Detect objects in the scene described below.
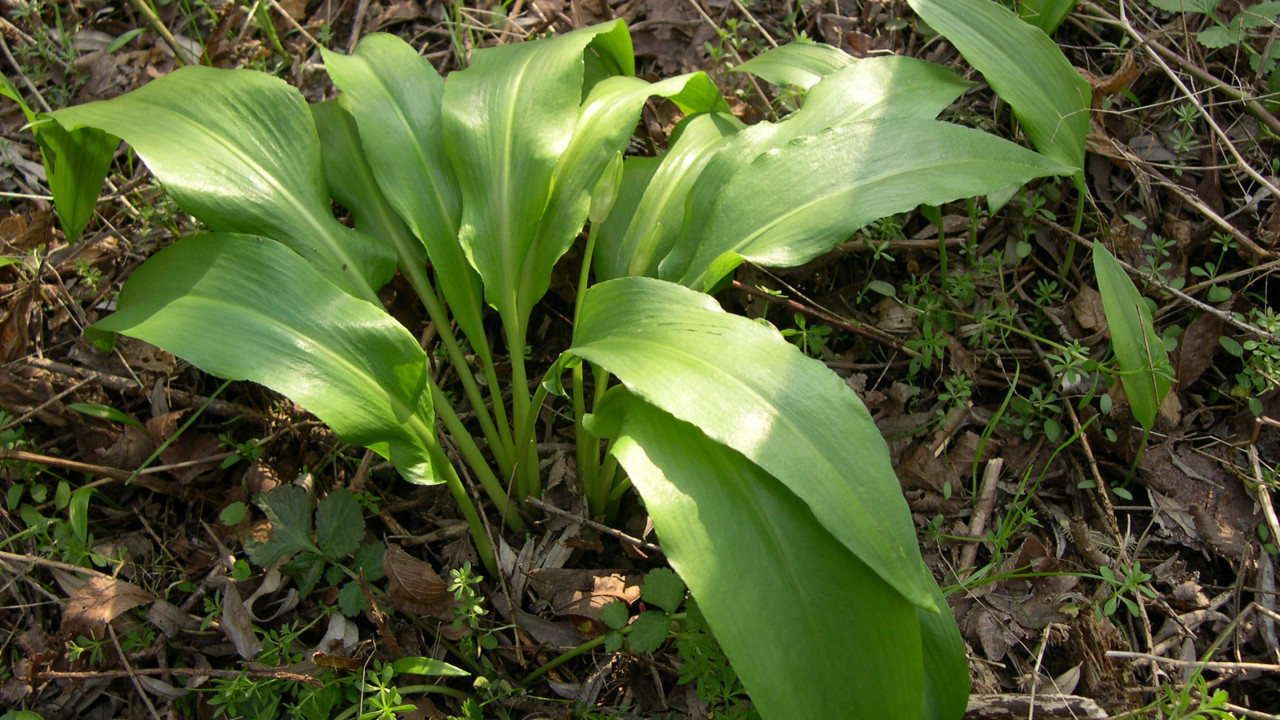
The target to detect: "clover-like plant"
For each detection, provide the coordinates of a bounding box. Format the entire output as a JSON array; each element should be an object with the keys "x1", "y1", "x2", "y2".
[{"x1": 43, "y1": 0, "x2": 1090, "y2": 717}]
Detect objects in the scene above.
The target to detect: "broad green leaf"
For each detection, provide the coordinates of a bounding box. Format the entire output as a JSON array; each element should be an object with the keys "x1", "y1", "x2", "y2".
[
  {"x1": 0, "y1": 73, "x2": 35, "y2": 121},
  {"x1": 671, "y1": 119, "x2": 1073, "y2": 290},
  {"x1": 69, "y1": 487, "x2": 91, "y2": 545},
  {"x1": 798, "y1": 55, "x2": 974, "y2": 124},
  {"x1": 524, "y1": 72, "x2": 727, "y2": 314},
  {"x1": 1091, "y1": 242, "x2": 1172, "y2": 431},
  {"x1": 310, "y1": 98, "x2": 422, "y2": 267},
  {"x1": 441, "y1": 21, "x2": 632, "y2": 325},
  {"x1": 66, "y1": 402, "x2": 146, "y2": 432},
  {"x1": 1149, "y1": 0, "x2": 1218, "y2": 12},
  {"x1": 388, "y1": 656, "x2": 470, "y2": 677},
  {"x1": 742, "y1": 51, "x2": 973, "y2": 124},
  {"x1": 1015, "y1": 0, "x2": 1077, "y2": 34},
  {"x1": 321, "y1": 35, "x2": 486, "y2": 349},
  {"x1": 51, "y1": 66, "x2": 396, "y2": 302},
  {"x1": 731, "y1": 41, "x2": 855, "y2": 90},
  {"x1": 909, "y1": 0, "x2": 1090, "y2": 172},
  {"x1": 571, "y1": 276, "x2": 935, "y2": 610},
  {"x1": 918, "y1": 580, "x2": 970, "y2": 720},
  {"x1": 249, "y1": 485, "x2": 318, "y2": 565},
  {"x1": 29, "y1": 120, "x2": 117, "y2": 242},
  {"x1": 596, "y1": 112, "x2": 742, "y2": 281},
  {"x1": 89, "y1": 233, "x2": 438, "y2": 484},
  {"x1": 315, "y1": 488, "x2": 364, "y2": 560},
  {"x1": 590, "y1": 393, "x2": 935, "y2": 720},
  {"x1": 661, "y1": 59, "x2": 982, "y2": 285}
]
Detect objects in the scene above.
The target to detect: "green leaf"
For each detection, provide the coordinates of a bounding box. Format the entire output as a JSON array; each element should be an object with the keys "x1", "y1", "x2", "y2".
[
  {"x1": 596, "y1": 112, "x2": 742, "y2": 281},
  {"x1": 320, "y1": 35, "x2": 486, "y2": 349},
  {"x1": 1014, "y1": 0, "x2": 1077, "y2": 34},
  {"x1": 593, "y1": 393, "x2": 960, "y2": 720},
  {"x1": 68, "y1": 487, "x2": 91, "y2": 545},
  {"x1": 670, "y1": 119, "x2": 1072, "y2": 290},
  {"x1": 309, "y1": 98, "x2": 421, "y2": 264},
  {"x1": 1196, "y1": 25, "x2": 1237, "y2": 48},
  {"x1": 66, "y1": 402, "x2": 146, "y2": 432},
  {"x1": 908, "y1": 0, "x2": 1090, "y2": 172},
  {"x1": 89, "y1": 234, "x2": 439, "y2": 484},
  {"x1": 249, "y1": 485, "x2": 318, "y2": 565},
  {"x1": 627, "y1": 610, "x2": 671, "y2": 653},
  {"x1": 50, "y1": 66, "x2": 396, "y2": 302},
  {"x1": 599, "y1": 599, "x2": 629, "y2": 630},
  {"x1": 525, "y1": 72, "x2": 727, "y2": 313},
  {"x1": 29, "y1": 119, "x2": 117, "y2": 242},
  {"x1": 572, "y1": 276, "x2": 935, "y2": 611},
  {"x1": 388, "y1": 656, "x2": 470, "y2": 677},
  {"x1": 640, "y1": 567, "x2": 686, "y2": 613},
  {"x1": 441, "y1": 22, "x2": 634, "y2": 325},
  {"x1": 1149, "y1": 0, "x2": 1218, "y2": 12},
  {"x1": 731, "y1": 41, "x2": 856, "y2": 90},
  {"x1": 220, "y1": 502, "x2": 247, "y2": 526},
  {"x1": 352, "y1": 541, "x2": 386, "y2": 582},
  {"x1": 316, "y1": 488, "x2": 364, "y2": 560},
  {"x1": 1091, "y1": 242, "x2": 1172, "y2": 431},
  {"x1": 337, "y1": 581, "x2": 366, "y2": 616},
  {"x1": 1, "y1": 710, "x2": 47, "y2": 720}
]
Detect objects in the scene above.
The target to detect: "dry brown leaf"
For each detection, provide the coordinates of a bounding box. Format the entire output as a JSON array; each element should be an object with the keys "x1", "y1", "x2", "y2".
[
  {"x1": 1172, "y1": 311, "x2": 1223, "y2": 390},
  {"x1": 526, "y1": 568, "x2": 642, "y2": 622},
  {"x1": 59, "y1": 576, "x2": 154, "y2": 637},
  {"x1": 381, "y1": 544, "x2": 455, "y2": 619},
  {"x1": 1070, "y1": 286, "x2": 1106, "y2": 333}
]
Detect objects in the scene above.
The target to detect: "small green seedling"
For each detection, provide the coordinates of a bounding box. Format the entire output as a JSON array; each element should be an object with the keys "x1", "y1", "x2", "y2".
[{"x1": 248, "y1": 485, "x2": 385, "y2": 617}]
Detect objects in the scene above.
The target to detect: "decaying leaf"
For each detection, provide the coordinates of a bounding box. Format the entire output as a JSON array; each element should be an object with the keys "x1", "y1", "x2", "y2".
[
  {"x1": 380, "y1": 543, "x2": 455, "y2": 619},
  {"x1": 526, "y1": 568, "x2": 642, "y2": 623},
  {"x1": 59, "y1": 576, "x2": 154, "y2": 638}
]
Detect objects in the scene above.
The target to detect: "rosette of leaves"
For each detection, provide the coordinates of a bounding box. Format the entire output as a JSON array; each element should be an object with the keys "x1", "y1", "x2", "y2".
[{"x1": 45, "y1": 1, "x2": 1089, "y2": 717}]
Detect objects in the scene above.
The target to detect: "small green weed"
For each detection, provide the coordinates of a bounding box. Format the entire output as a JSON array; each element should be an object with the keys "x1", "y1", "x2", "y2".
[{"x1": 247, "y1": 485, "x2": 385, "y2": 617}]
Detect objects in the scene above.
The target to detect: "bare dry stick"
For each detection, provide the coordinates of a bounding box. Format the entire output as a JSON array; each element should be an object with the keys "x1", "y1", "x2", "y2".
[
  {"x1": 1105, "y1": 650, "x2": 1280, "y2": 673},
  {"x1": 958, "y1": 458, "x2": 1003, "y2": 574},
  {"x1": 31, "y1": 666, "x2": 324, "y2": 687}
]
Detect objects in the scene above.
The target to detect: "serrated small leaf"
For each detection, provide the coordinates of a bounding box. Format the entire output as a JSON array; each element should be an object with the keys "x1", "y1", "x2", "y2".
[
  {"x1": 604, "y1": 630, "x2": 624, "y2": 653},
  {"x1": 1196, "y1": 25, "x2": 1237, "y2": 48},
  {"x1": 220, "y1": 502, "x2": 247, "y2": 526},
  {"x1": 626, "y1": 610, "x2": 670, "y2": 653},
  {"x1": 294, "y1": 553, "x2": 325, "y2": 597},
  {"x1": 599, "y1": 599, "x2": 630, "y2": 630},
  {"x1": 353, "y1": 541, "x2": 386, "y2": 582},
  {"x1": 640, "y1": 567, "x2": 686, "y2": 613},
  {"x1": 248, "y1": 485, "x2": 317, "y2": 565},
  {"x1": 316, "y1": 488, "x2": 364, "y2": 560},
  {"x1": 337, "y1": 581, "x2": 366, "y2": 617}
]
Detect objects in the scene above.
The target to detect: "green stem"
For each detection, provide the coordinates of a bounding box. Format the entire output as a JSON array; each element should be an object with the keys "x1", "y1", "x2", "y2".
[
  {"x1": 424, "y1": 435, "x2": 498, "y2": 579},
  {"x1": 502, "y1": 307, "x2": 539, "y2": 503},
  {"x1": 519, "y1": 634, "x2": 607, "y2": 687},
  {"x1": 1058, "y1": 176, "x2": 1086, "y2": 277},
  {"x1": 403, "y1": 260, "x2": 512, "y2": 473},
  {"x1": 432, "y1": 382, "x2": 525, "y2": 533},
  {"x1": 573, "y1": 364, "x2": 605, "y2": 518}
]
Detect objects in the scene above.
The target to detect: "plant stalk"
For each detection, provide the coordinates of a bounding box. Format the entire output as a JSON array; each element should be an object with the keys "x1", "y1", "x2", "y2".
[
  {"x1": 431, "y1": 381, "x2": 525, "y2": 533},
  {"x1": 403, "y1": 259, "x2": 513, "y2": 471}
]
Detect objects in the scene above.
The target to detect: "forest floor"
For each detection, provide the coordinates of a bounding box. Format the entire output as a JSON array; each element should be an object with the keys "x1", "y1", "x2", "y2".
[{"x1": 1, "y1": 0, "x2": 1279, "y2": 718}]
